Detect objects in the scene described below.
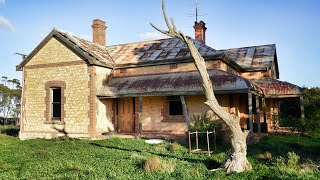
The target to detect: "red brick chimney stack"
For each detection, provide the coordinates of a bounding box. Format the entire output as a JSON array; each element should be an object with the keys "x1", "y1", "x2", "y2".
[
  {"x1": 92, "y1": 19, "x2": 107, "y2": 46},
  {"x1": 194, "y1": 21, "x2": 207, "y2": 44}
]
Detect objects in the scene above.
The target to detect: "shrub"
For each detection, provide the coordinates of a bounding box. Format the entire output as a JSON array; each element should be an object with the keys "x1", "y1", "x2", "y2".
[
  {"x1": 287, "y1": 151, "x2": 300, "y2": 168},
  {"x1": 273, "y1": 156, "x2": 286, "y2": 167},
  {"x1": 299, "y1": 159, "x2": 319, "y2": 173},
  {"x1": 189, "y1": 113, "x2": 223, "y2": 144},
  {"x1": 144, "y1": 157, "x2": 175, "y2": 173}
]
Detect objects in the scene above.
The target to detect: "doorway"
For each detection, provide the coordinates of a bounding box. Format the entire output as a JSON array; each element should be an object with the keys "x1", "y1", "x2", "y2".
[{"x1": 117, "y1": 97, "x2": 135, "y2": 132}]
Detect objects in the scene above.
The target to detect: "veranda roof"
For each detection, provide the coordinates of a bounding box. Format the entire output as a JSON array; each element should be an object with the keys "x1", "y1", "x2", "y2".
[
  {"x1": 97, "y1": 70, "x2": 258, "y2": 97},
  {"x1": 251, "y1": 78, "x2": 301, "y2": 98}
]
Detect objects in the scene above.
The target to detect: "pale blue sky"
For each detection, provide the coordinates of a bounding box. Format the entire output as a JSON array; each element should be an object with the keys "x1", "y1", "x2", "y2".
[{"x1": 0, "y1": 0, "x2": 319, "y2": 87}]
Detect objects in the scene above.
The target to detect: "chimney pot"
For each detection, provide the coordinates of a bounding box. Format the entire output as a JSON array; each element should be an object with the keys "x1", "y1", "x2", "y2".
[
  {"x1": 92, "y1": 19, "x2": 107, "y2": 46},
  {"x1": 194, "y1": 21, "x2": 207, "y2": 44}
]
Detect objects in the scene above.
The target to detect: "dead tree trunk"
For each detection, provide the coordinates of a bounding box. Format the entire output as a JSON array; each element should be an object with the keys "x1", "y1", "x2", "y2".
[{"x1": 150, "y1": 0, "x2": 252, "y2": 173}]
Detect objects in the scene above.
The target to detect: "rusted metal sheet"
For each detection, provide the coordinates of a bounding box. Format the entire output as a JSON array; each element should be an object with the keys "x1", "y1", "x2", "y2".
[
  {"x1": 219, "y1": 44, "x2": 276, "y2": 69},
  {"x1": 105, "y1": 37, "x2": 219, "y2": 64},
  {"x1": 251, "y1": 78, "x2": 301, "y2": 96},
  {"x1": 98, "y1": 70, "x2": 254, "y2": 97}
]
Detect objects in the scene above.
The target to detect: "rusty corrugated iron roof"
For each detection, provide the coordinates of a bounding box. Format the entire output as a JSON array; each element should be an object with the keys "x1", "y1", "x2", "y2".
[
  {"x1": 218, "y1": 44, "x2": 276, "y2": 69},
  {"x1": 106, "y1": 37, "x2": 219, "y2": 64},
  {"x1": 98, "y1": 70, "x2": 257, "y2": 97},
  {"x1": 251, "y1": 78, "x2": 301, "y2": 97}
]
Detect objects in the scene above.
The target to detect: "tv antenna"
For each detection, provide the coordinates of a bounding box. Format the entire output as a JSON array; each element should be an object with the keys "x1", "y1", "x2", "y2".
[
  {"x1": 14, "y1": 52, "x2": 27, "y2": 60},
  {"x1": 195, "y1": 0, "x2": 199, "y2": 22}
]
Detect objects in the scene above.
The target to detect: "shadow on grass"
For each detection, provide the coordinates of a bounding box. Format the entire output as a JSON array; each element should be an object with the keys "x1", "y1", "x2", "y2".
[
  {"x1": 0, "y1": 126, "x2": 19, "y2": 137},
  {"x1": 89, "y1": 142, "x2": 221, "y2": 170}
]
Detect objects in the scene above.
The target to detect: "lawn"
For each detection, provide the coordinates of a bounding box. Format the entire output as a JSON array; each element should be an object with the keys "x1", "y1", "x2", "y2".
[{"x1": 0, "y1": 126, "x2": 319, "y2": 179}]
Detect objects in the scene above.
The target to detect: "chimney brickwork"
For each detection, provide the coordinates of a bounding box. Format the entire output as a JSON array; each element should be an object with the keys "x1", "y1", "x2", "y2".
[
  {"x1": 194, "y1": 21, "x2": 207, "y2": 44},
  {"x1": 92, "y1": 19, "x2": 106, "y2": 46}
]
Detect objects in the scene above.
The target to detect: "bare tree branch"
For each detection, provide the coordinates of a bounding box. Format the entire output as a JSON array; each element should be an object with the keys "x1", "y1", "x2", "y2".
[{"x1": 150, "y1": 0, "x2": 252, "y2": 173}]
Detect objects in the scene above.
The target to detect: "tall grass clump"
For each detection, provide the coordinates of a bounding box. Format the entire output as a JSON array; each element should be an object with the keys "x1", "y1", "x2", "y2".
[{"x1": 144, "y1": 157, "x2": 175, "y2": 173}]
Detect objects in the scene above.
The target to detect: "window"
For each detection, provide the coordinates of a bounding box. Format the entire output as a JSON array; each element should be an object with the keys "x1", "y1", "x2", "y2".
[
  {"x1": 168, "y1": 96, "x2": 183, "y2": 115},
  {"x1": 52, "y1": 88, "x2": 61, "y2": 119},
  {"x1": 45, "y1": 81, "x2": 65, "y2": 123}
]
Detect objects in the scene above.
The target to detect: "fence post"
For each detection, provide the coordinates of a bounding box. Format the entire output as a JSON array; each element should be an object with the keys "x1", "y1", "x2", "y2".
[
  {"x1": 207, "y1": 130, "x2": 210, "y2": 156},
  {"x1": 196, "y1": 130, "x2": 199, "y2": 150},
  {"x1": 188, "y1": 131, "x2": 191, "y2": 153},
  {"x1": 214, "y1": 128, "x2": 217, "y2": 152}
]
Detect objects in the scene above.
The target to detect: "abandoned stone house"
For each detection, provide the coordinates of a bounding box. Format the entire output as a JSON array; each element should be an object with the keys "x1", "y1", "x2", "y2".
[{"x1": 16, "y1": 19, "x2": 303, "y2": 140}]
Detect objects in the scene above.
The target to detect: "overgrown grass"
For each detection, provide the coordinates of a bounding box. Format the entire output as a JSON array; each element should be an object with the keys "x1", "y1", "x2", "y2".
[{"x1": 0, "y1": 128, "x2": 319, "y2": 179}]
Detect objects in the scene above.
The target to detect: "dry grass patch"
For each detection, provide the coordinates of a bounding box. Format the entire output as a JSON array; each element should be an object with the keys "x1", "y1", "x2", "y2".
[
  {"x1": 0, "y1": 162, "x2": 7, "y2": 169},
  {"x1": 169, "y1": 142, "x2": 181, "y2": 152},
  {"x1": 144, "y1": 157, "x2": 175, "y2": 173},
  {"x1": 153, "y1": 144, "x2": 167, "y2": 153},
  {"x1": 256, "y1": 151, "x2": 272, "y2": 160}
]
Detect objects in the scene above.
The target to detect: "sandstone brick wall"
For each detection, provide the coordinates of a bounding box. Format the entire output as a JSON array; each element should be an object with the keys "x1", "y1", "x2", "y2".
[
  {"x1": 96, "y1": 98, "x2": 114, "y2": 134},
  {"x1": 95, "y1": 66, "x2": 112, "y2": 91},
  {"x1": 141, "y1": 96, "x2": 186, "y2": 134},
  {"x1": 20, "y1": 37, "x2": 91, "y2": 139},
  {"x1": 138, "y1": 94, "x2": 249, "y2": 134}
]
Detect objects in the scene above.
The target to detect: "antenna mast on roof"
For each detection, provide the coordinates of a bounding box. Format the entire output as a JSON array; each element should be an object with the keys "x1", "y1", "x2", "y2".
[{"x1": 195, "y1": 0, "x2": 198, "y2": 22}]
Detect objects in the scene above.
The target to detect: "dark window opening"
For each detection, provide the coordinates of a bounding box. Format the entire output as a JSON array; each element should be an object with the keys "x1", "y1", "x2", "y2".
[
  {"x1": 168, "y1": 96, "x2": 183, "y2": 115},
  {"x1": 52, "y1": 88, "x2": 61, "y2": 119}
]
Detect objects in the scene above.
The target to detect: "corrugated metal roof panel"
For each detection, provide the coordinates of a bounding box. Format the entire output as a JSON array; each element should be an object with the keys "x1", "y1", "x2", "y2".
[
  {"x1": 219, "y1": 44, "x2": 276, "y2": 69},
  {"x1": 105, "y1": 37, "x2": 219, "y2": 64},
  {"x1": 251, "y1": 78, "x2": 301, "y2": 96},
  {"x1": 98, "y1": 70, "x2": 253, "y2": 97}
]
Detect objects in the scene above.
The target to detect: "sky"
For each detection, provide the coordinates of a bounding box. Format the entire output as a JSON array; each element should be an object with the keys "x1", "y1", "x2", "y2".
[{"x1": 0, "y1": 0, "x2": 319, "y2": 87}]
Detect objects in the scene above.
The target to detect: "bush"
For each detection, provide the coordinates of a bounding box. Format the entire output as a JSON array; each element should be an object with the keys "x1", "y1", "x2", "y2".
[
  {"x1": 189, "y1": 113, "x2": 223, "y2": 144},
  {"x1": 279, "y1": 87, "x2": 320, "y2": 137},
  {"x1": 287, "y1": 151, "x2": 300, "y2": 168}
]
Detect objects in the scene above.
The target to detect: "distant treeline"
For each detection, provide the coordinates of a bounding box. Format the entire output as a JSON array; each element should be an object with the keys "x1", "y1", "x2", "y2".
[{"x1": 0, "y1": 76, "x2": 21, "y2": 125}]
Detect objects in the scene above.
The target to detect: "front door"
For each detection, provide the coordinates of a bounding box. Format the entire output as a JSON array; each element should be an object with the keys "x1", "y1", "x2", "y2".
[{"x1": 118, "y1": 97, "x2": 134, "y2": 132}]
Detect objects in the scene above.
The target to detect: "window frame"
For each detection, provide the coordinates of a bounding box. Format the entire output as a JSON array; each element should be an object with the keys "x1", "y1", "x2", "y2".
[
  {"x1": 161, "y1": 96, "x2": 185, "y2": 122},
  {"x1": 51, "y1": 87, "x2": 62, "y2": 119},
  {"x1": 168, "y1": 96, "x2": 183, "y2": 116},
  {"x1": 44, "y1": 81, "x2": 66, "y2": 124}
]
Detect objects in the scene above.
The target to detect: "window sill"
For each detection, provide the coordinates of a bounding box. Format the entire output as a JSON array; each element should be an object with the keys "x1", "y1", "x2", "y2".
[{"x1": 44, "y1": 120, "x2": 65, "y2": 125}]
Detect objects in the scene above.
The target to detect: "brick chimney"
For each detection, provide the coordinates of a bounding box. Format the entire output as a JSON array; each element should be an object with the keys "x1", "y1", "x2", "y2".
[
  {"x1": 194, "y1": 21, "x2": 207, "y2": 44},
  {"x1": 92, "y1": 19, "x2": 107, "y2": 46}
]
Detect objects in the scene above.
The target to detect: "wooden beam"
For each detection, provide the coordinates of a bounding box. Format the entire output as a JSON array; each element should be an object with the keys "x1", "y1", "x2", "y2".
[
  {"x1": 256, "y1": 95, "x2": 261, "y2": 133},
  {"x1": 248, "y1": 92, "x2": 253, "y2": 136},
  {"x1": 114, "y1": 99, "x2": 118, "y2": 131},
  {"x1": 262, "y1": 97, "x2": 267, "y2": 124},
  {"x1": 138, "y1": 96, "x2": 143, "y2": 136},
  {"x1": 180, "y1": 96, "x2": 191, "y2": 128},
  {"x1": 300, "y1": 96, "x2": 305, "y2": 119}
]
